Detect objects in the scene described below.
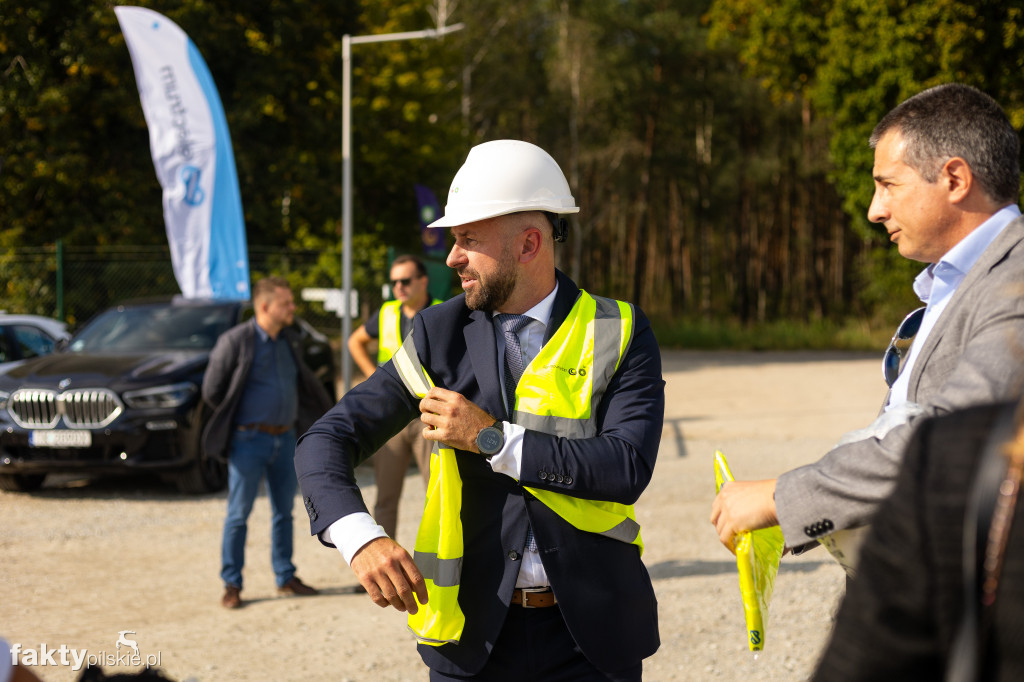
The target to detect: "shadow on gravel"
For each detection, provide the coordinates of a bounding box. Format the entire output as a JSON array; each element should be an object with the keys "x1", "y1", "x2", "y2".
[
  {"x1": 7, "y1": 462, "x2": 380, "y2": 502},
  {"x1": 663, "y1": 417, "x2": 692, "y2": 457},
  {"x1": 14, "y1": 472, "x2": 221, "y2": 502},
  {"x1": 647, "y1": 558, "x2": 831, "y2": 580}
]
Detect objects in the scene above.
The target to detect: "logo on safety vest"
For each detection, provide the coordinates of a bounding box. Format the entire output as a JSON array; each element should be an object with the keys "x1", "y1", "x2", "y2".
[{"x1": 547, "y1": 364, "x2": 587, "y2": 377}]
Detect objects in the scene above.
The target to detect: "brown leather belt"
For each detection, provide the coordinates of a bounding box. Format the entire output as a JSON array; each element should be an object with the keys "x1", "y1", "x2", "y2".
[
  {"x1": 237, "y1": 423, "x2": 292, "y2": 436},
  {"x1": 510, "y1": 587, "x2": 557, "y2": 608}
]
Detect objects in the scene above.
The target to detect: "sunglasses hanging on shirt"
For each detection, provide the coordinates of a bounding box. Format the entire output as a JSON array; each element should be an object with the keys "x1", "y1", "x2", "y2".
[{"x1": 882, "y1": 306, "x2": 926, "y2": 388}]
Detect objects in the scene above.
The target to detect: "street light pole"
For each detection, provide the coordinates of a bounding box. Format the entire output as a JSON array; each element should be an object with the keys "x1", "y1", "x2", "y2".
[{"x1": 340, "y1": 22, "x2": 464, "y2": 394}]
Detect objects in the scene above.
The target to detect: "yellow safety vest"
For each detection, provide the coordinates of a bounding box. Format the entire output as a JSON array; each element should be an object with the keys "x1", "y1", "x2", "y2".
[
  {"x1": 378, "y1": 298, "x2": 443, "y2": 364},
  {"x1": 391, "y1": 290, "x2": 642, "y2": 646}
]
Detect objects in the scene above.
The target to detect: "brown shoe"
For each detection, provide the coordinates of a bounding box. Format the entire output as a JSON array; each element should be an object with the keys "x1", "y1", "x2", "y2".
[
  {"x1": 278, "y1": 577, "x2": 318, "y2": 596},
  {"x1": 221, "y1": 585, "x2": 242, "y2": 609}
]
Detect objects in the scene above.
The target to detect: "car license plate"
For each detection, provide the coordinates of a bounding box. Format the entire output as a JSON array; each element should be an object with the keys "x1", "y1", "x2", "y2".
[{"x1": 29, "y1": 430, "x2": 92, "y2": 448}]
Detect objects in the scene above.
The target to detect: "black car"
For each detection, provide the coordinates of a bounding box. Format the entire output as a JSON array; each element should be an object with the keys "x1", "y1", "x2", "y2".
[
  {"x1": 0, "y1": 298, "x2": 336, "y2": 493},
  {"x1": 0, "y1": 313, "x2": 72, "y2": 368}
]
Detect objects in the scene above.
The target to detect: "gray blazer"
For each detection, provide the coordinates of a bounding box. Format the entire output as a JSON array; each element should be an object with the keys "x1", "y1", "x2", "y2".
[{"x1": 775, "y1": 215, "x2": 1024, "y2": 546}]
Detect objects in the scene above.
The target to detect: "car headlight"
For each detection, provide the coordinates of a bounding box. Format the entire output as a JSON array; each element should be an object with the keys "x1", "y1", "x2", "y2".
[{"x1": 123, "y1": 382, "x2": 197, "y2": 409}]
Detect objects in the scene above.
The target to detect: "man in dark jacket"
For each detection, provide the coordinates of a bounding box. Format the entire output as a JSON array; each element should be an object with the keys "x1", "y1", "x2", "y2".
[
  {"x1": 202, "y1": 276, "x2": 334, "y2": 609},
  {"x1": 295, "y1": 141, "x2": 664, "y2": 681}
]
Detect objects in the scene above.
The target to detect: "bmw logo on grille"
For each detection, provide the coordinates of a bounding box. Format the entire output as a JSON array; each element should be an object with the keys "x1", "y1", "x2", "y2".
[{"x1": 58, "y1": 378, "x2": 72, "y2": 390}]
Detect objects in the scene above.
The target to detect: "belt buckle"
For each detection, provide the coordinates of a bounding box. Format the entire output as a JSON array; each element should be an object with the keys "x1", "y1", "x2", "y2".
[{"x1": 519, "y1": 586, "x2": 550, "y2": 609}]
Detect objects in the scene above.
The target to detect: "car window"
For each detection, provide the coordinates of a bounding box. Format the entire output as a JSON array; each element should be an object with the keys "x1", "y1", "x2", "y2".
[
  {"x1": 69, "y1": 305, "x2": 238, "y2": 352},
  {"x1": 13, "y1": 325, "x2": 55, "y2": 359}
]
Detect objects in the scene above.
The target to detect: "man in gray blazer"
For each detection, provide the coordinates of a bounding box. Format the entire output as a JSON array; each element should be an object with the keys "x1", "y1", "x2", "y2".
[{"x1": 711, "y1": 83, "x2": 1024, "y2": 560}]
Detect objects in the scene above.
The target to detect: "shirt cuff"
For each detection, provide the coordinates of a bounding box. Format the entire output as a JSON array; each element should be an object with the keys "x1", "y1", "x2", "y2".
[
  {"x1": 487, "y1": 421, "x2": 525, "y2": 479},
  {"x1": 322, "y1": 513, "x2": 388, "y2": 565}
]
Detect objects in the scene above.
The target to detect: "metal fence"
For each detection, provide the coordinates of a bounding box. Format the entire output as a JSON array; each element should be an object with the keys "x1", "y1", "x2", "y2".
[{"x1": 0, "y1": 244, "x2": 348, "y2": 335}]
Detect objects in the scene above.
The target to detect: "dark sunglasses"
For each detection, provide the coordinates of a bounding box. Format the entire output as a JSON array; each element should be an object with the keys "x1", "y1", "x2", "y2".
[
  {"x1": 389, "y1": 277, "x2": 418, "y2": 288},
  {"x1": 882, "y1": 307, "x2": 925, "y2": 388}
]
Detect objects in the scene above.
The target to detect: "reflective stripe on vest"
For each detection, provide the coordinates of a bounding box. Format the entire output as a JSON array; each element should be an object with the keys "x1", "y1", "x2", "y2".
[
  {"x1": 377, "y1": 299, "x2": 443, "y2": 364},
  {"x1": 391, "y1": 333, "x2": 466, "y2": 646},
  {"x1": 515, "y1": 293, "x2": 644, "y2": 553}
]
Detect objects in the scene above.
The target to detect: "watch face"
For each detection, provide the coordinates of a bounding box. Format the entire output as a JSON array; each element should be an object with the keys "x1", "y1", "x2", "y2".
[{"x1": 477, "y1": 426, "x2": 503, "y2": 454}]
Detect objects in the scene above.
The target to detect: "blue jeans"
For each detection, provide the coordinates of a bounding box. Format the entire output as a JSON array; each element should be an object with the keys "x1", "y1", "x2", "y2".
[{"x1": 221, "y1": 428, "x2": 297, "y2": 589}]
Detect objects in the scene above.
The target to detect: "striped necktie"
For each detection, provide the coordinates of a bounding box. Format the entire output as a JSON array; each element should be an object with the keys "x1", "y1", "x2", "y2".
[
  {"x1": 497, "y1": 313, "x2": 532, "y2": 415},
  {"x1": 496, "y1": 313, "x2": 538, "y2": 553}
]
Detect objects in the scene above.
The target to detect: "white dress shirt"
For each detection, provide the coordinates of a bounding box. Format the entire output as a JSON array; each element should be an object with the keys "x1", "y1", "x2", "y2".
[{"x1": 886, "y1": 204, "x2": 1021, "y2": 409}]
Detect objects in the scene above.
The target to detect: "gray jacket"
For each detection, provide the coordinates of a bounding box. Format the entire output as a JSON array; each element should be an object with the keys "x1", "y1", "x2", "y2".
[
  {"x1": 201, "y1": 320, "x2": 334, "y2": 460},
  {"x1": 776, "y1": 215, "x2": 1024, "y2": 546}
]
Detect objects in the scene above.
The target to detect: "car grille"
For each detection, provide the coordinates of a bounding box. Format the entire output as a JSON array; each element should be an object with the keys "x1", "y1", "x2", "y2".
[{"x1": 8, "y1": 388, "x2": 123, "y2": 429}]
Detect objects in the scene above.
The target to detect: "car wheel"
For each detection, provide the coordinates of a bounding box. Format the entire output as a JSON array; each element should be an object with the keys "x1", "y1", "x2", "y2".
[
  {"x1": 173, "y1": 452, "x2": 227, "y2": 494},
  {"x1": 0, "y1": 473, "x2": 47, "y2": 492},
  {"x1": 171, "y1": 410, "x2": 227, "y2": 494}
]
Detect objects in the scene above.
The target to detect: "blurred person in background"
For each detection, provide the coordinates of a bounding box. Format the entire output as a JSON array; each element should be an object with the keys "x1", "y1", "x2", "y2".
[
  {"x1": 202, "y1": 276, "x2": 334, "y2": 609},
  {"x1": 347, "y1": 254, "x2": 442, "y2": 539}
]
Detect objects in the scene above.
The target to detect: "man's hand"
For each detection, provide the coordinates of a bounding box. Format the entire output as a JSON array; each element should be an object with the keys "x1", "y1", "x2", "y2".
[
  {"x1": 419, "y1": 387, "x2": 496, "y2": 453},
  {"x1": 710, "y1": 479, "x2": 779, "y2": 553},
  {"x1": 350, "y1": 537, "x2": 428, "y2": 614}
]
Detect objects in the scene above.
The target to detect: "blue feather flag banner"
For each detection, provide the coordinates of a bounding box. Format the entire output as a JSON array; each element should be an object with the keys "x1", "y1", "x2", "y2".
[{"x1": 115, "y1": 6, "x2": 249, "y2": 299}]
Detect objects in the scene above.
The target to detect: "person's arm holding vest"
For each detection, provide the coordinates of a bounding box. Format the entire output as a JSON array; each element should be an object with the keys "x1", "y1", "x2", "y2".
[
  {"x1": 295, "y1": 359, "x2": 427, "y2": 612},
  {"x1": 420, "y1": 310, "x2": 664, "y2": 505}
]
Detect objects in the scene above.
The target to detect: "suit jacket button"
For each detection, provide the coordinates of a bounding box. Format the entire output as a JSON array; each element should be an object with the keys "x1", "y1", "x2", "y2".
[
  {"x1": 804, "y1": 526, "x2": 815, "y2": 537},
  {"x1": 555, "y1": 474, "x2": 564, "y2": 483},
  {"x1": 539, "y1": 471, "x2": 548, "y2": 481},
  {"x1": 823, "y1": 519, "x2": 834, "y2": 531},
  {"x1": 304, "y1": 496, "x2": 318, "y2": 521},
  {"x1": 508, "y1": 550, "x2": 519, "y2": 561},
  {"x1": 564, "y1": 476, "x2": 573, "y2": 485}
]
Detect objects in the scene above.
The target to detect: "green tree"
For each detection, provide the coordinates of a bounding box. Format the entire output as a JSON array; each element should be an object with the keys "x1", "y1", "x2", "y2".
[{"x1": 706, "y1": 0, "x2": 1024, "y2": 319}]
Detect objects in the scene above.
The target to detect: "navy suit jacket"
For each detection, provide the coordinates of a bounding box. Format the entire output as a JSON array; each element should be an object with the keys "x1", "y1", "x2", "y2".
[{"x1": 295, "y1": 270, "x2": 665, "y2": 676}]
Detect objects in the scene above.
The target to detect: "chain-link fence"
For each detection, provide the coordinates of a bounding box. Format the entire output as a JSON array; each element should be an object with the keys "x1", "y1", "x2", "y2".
[{"x1": 0, "y1": 244, "x2": 352, "y2": 336}]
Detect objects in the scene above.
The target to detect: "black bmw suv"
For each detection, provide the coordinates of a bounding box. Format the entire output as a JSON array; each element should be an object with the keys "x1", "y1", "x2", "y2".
[{"x1": 0, "y1": 298, "x2": 336, "y2": 493}]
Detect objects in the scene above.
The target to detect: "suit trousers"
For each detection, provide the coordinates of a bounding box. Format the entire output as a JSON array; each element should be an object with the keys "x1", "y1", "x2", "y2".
[
  {"x1": 427, "y1": 605, "x2": 642, "y2": 682},
  {"x1": 371, "y1": 418, "x2": 431, "y2": 538}
]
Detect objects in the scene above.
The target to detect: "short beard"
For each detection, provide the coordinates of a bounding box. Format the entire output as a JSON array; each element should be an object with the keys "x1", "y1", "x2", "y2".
[{"x1": 464, "y1": 243, "x2": 518, "y2": 312}]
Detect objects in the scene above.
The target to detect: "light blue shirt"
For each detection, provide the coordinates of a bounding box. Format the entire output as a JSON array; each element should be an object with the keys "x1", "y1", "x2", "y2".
[{"x1": 887, "y1": 204, "x2": 1022, "y2": 408}]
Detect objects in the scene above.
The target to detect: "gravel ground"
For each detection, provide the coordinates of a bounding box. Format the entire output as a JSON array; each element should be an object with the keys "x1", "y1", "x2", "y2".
[{"x1": 2, "y1": 350, "x2": 885, "y2": 681}]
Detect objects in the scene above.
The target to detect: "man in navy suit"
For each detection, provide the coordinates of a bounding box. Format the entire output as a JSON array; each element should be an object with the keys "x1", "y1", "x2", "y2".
[{"x1": 295, "y1": 140, "x2": 664, "y2": 681}]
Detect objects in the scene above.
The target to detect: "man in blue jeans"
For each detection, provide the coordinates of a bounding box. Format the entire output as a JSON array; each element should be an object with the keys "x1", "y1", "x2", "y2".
[{"x1": 202, "y1": 276, "x2": 334, "y2": 609}]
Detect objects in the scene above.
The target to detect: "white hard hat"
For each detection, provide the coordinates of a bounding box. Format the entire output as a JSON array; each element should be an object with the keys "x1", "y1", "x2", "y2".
[{"x1": 427, "y1": 140, "x2": 579, "y2": 229}]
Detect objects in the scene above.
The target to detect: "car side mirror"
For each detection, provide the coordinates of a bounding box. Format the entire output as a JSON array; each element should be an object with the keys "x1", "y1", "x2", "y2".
[{"x1": 55, "y1": 338, "x2": 69, "y2": 352}]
